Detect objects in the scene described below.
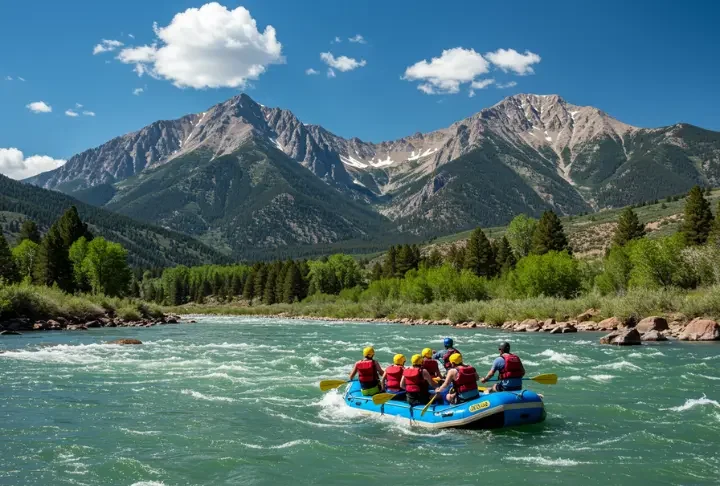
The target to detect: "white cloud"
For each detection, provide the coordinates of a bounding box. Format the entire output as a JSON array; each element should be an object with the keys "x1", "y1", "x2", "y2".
[
  {"x1": 348, "y1": 34, "x2": 366, "y2": 44},
  {"x1": 93, "y1": 39, "x2": 124, "y2": 55},
  {"x1": 75, "y1": 103, "x2": 83, "y2": 108},
  {"x1": 485, "y1": 48, "x2": 541, "y2": 75},
  {"x1": 82, "y1": 111, "x2": 96, "y2": 117},
  {"x1": 331, "y1": 36, "x2": 342, "y2": 44},
  {"x1": 116, "y1": 3, "x2": 283, "y2": 89},
  {"x1": 0, "y1": 148, "x2": 66, "y2": 180},
  {"x1": 4, "y1": 76, "x2": 12, "y2": 81},
  {"x1": 18, "y1": 77, "x2": 25, "y2": 81},
  {"x1": 305, "y1": 68, "x2": 319, "y2": 75},
  {"x1": 320, "y1": 52, "x2": 366, "y2": 72},
  {"x1": 327, "y1": 68, "x2": 336, "y2": 78},
  {"x1": 133, "y1": 87, "x2": 145, "y2": 95},
  {"x1": 26, "y1": 101, "x2": 52, "y2": 113},
  {"x1": 471, "y1": 79, "x2": 495, "y2": 90},
  {"x1": 65, "y1": 109, "x2": 79, "y2": 117},
  {"x1": 128, "y1": 33, "x2": 135, "y2": 39},
  {"x1": 497, "y1": 81, "x2": 518, "y2": 89},
  {"x1": 403, "y1": 47, "x2": 490, "y2": 95}
]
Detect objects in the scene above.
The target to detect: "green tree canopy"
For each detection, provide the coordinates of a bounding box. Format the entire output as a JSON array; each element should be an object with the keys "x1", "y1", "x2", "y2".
[
  {"x1": 494, "y1": 236, "x2": 517, "y2": 274},
  {"x1": 464, "y1": 227, "x2": 496, "y2": 277},
  {"x1": 19, "y1": 220, "x2": 41, "y2": 244},
  {"x1": 532, "y1": 211, "x2": 570, "y2": 255},
  {"x1": 33, "y1": 224, "x2": 74, "y2": 292},
  {"x1": 682, "y1": 186, "x2": 713, "y2": 245},
  {"x1": 505, "y1": 214, "x2": 538, "y2": 258},
  {"x1": 81, "y1": 237, "x2": 132, "y2": 296},
  {"x1": 11, "y1": 239, "x2": 39, "y2": 280},
  {"x1": 0, "y1": 231, "x2": 20, "y2": 284},
  {"x1": 612, "y1": 207, "x2": 645, "y2": 247}
]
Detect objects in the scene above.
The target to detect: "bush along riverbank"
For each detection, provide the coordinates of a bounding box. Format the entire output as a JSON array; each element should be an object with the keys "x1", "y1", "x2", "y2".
[{"x1": 0, "y1": 284, "x2": 187, "y2": 335}]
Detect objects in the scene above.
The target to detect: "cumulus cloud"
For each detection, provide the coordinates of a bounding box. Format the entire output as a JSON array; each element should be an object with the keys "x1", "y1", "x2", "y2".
[
  {"x1": 305, "y1": 68, "x2": 319, "y2": 75},
  {"x1": 116, "y1": 3, "x2": 283, "y2": 89},
  {"x1": 497, "y1": 81, "x2": 518, "y2": 89},
  {"x1": 93, "y1": 39, "x2": 124, "y2": 55},
  {"x1": 26, "y1": 101, "x2": 52, "y2": 113},
  {"x1": 82, "y1": 111, "x2": 96, "y2": 117},
  {"x1": 403, "y1": 47, "x2": 490, "y2": 95},
  {"x1": 331, "y1": 36, "x2": 342, "y2": 44},
  {"x1": 468, "y1": 78, "x2": 495, "y2": 97},
  {"x1": 133, "y1": 87, "x2": 144, "y2": 95},
  {"x1": 65, "y1": 109, "x2": 79, "y2": 117},
  {"x1": 327, "y1": 68, "x2": 336, "y2": 78},
  {"x1": 0, "y1": 148, "x2": 66, "y2": 180},
  {"x1": 485, "y1": 48, "x2": 541, "y2": 75},
  {"x1": 348, "y1": 34, "x2": 366, "y2": 44},
  {"x1": 320, "y1": 52, "x2": 366, "y2": 72}
]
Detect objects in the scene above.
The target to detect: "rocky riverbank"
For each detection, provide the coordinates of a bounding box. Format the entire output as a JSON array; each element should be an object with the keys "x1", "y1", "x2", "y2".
[
  {"x1": 0, "y1": 314, "x2": 191, "y2": 335},
  {"x1": 241, "y1": 311, "x2": 720, "y2": 344}
]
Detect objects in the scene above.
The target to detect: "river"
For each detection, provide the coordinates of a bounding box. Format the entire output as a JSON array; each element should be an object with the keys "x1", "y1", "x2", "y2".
[{"x1": 1, "y1": 316, "x2": 719, "y2": 485}]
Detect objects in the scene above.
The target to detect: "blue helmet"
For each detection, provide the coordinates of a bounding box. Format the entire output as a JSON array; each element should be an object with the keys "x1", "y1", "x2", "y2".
[{"x1": 443, "y1": 337, "x2": 454, "y2": 348}]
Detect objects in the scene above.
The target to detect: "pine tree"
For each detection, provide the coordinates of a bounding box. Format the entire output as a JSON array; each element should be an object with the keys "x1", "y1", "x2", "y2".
[
  {"x1": 263, "y1": 264, "x2": 278, "y2": 305},
  {"x1": 464, "y1": 228, "x2": 496, "y2": 277},
  {"x1": 494, "y1": 236, "x2": 517, "y2": 273},
  {"x1": 681, "y1": 186, "x2": 713, "y2": 245},
  {"x1": 447, "y1": 244, "x2": 465, "y2": 270},
  {"x1": 57, "y1": 206, "x2": 92, "y2": 249},
  {"x1": 282, "y1": 262, "x2": 303, "y2": 303},
  {"x1": 370, "y1": 262, "x2": 383, "y2": 281},
  {"x1": 427, "y1": 248, "x2": 443, "y2": 268},
  {"x1": 0, "y1": 231, "x2": 20, "y2": 283},
  {"x1": 396, "y1": 244, "x2": 414, "y2": 277},
  {"x1": 243, "y1": 268, "x2": 256, "y2": 301},
  {"x1": 33, "y1": 225, "x2": 74, "y2": 291},
  {"x1": 612, "y1": 207, "x2": 646, "y2": 247},
  {"x1": 709, "y1": 201, "x2": 720, "y2": 247},
  {"x1": 253, "y1": 265, "x2": 267, "y2": 301},
  {"x1": 383, "y1": 246, "x2": 397, "y2": 278},
  {"x1": 532, "y1": 211, "x2": 570, "y2": 255},
  {"x1": 19, "y1": 220, "x2": 41, "y2": 244},
  {"x1": 275, "y1": 261, "x2": 289, "y2": 303}
]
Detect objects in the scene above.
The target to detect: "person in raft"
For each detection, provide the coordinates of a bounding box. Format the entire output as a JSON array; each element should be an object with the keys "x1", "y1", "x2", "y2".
[
  {"x1": 349, "y1": 346, "x2": 384, "y2": 396},
  {"x1": 480, "y1": 342, "x2": 525, "y2": 392},
  {"x1": 381, "y1": 354, "x2": 406, "y2": 393},
  {"x1": 432, "y1": 337, "x2": 460, "y2": 371},
  {"x1": 420, "y1": 348, "x2": 442, "y2": 380},
  {"x1": 400, "y1": 354, "x2": 437, "y2": 406},
  {"x1": 436, "y1": 353, "x2": 480, "y2": 404}
]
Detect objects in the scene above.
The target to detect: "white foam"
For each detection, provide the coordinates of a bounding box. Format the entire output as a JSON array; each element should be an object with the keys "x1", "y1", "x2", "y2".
[
  {"x1": 181, "y1": 389, "x2": 236, "y2": 403},
  {"x1": 241, "y1": 439, "x2": 317, "y2": 450},
  {"x1": 567, "y1": 375, "x2": 583, "y2": 381},
  {"x1": 664, "y1": 395, "x2": 720, "y2": 412},
  {"x1": 506, "y1": 456, "x2": 585, "y2": 466},
  {"x1": 536, "y1": 349, "x2": 581, "y2": 364},
  {"x1": 596, "y1": 360, "x2": 642, "y2": 372},
  {"x1": 119, "y1": 427, "x2": 161, "y2": 436},
  {"x1": 588, "y1": 374, "x2": 615, "y2": 383},
  {"x1": 131, "y1": 482, "x2": 166, "y2": 486}
]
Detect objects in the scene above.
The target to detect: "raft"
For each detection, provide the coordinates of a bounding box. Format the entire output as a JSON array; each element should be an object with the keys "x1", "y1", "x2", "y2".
[{"x1": 343, "y1": 381, "x2": 545, "y2": 429}]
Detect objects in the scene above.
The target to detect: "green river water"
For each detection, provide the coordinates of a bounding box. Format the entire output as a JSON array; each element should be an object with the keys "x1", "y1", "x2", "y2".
[{"x1": 1, "y1": 316, "x2": 719, "y2": 485}]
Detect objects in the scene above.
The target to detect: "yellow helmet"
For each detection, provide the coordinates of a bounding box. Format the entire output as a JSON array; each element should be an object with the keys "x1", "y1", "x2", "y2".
[
  {"x1": 363, "y1": 346, "x2": 375, "y2": 358},
  {"x1": 411, "y1": 354, "x2": 423, "y2": 366},
  {"x1": 393, "y1": 354, "x2": 406, "y2": 365},
  {"x1": 449, "y1": 353, "x2": 463, "y2": 365},
  {"x1": 421, "y1": 348, "x2": 433, "y2": 359}
]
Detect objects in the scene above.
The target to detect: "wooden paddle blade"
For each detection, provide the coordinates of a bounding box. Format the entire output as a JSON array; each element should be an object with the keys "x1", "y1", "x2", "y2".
[
  {"x1": 319, "y1": 379, "x2": 348, "y2": 392},
  {"x1": 530, "y1": 373, "x2": 558, "y2": 385},
  {"x1": 420, "y1": 392, "x2": 438, "y2": 417},
  {"x1": 372, "y1": 393, "x2": 398, "y2": 405}
]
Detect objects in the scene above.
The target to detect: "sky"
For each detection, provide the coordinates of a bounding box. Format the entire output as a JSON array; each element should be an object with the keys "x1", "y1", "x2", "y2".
[{"x1": 1, "y1": 0, "x2": 719, "y2": 179}]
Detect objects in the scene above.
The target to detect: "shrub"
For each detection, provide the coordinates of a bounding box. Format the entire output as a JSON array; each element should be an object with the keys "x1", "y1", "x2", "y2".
[
  {"x1": 117, "y1": 305, "x2": 142, "y2": 322},
  {"x1": 508, "y1": 251, "x2": 582, "y2": 299}
]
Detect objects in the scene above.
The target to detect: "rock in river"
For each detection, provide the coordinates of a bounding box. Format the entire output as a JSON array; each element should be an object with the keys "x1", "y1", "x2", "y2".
[
  {"x1": 636, "y1": 316, "x2": 669, "y2": 333},
  {"x1": 600, "y1": 328, "x2": 641, "y2": 345},
  {"x1": 641, "y1": 330, "x2": 668, "y2": 342},
  {"x1": 108, "y1": 339, "x2": 143, "y2": 345},
  {"x1": 679, "y1": 319, "x2": 720, "y2": 341}
]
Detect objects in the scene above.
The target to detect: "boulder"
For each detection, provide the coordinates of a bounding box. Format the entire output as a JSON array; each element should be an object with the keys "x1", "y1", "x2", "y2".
[
  {"x1": 85, "y1": 320, "x2": 102, "y2": 328},
  {"x1": 636, "y1": 316, "x2": 669, "y2": 333},
  {"x1": 189, "y1": 320, "x2": 197, "y2": 324},
  {"x1": 597, "y1": 317, "x2": 623, "y2": 330},
  {"x1": 108, "y1": 339, "x2": 142, "y2": 345},
  {"x1": 577, "y1": 308, "x2": 599, "y2": 322},
  {"x1": 1, "y1": 318, "x2": 32, "y2": 331},
  {"x1": 542, "y1": 318, "x2": 556, "y2": 329},
  {"x1": 599, "y1": 328, "x2": 641, "y2": 345},
  {"x1": 679, "y1": 319, "x2": 720, "y2": 341},
  {"x1": 0, "y1": 330, "x2": 22, "y2": 335},
  {"x1": 33, "y1": 321, "x2": 48, "y2": 331},
  {"x1": 166, "y1": 317, "x2": 178, "y2": 324},
  {"x1": 576, "y1": 321, "x2": 599, "y2": 331},
  {"x1": 641, "y1": 330, "x2": 668, "y2": 342}
]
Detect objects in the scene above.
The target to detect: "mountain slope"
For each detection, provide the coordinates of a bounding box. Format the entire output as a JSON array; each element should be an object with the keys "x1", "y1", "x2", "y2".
[
  {"x1": 102, "y1": 139, "x2": 391, "y2": 258},
  {"x1": 26, "y1": 93, "x2": 720, "y2": 248},
  {"x1": 0, "y1": 174, "x2": 227, "y2": 267}
]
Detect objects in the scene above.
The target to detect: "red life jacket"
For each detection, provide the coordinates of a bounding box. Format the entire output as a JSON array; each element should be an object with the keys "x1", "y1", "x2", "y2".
[
  {"x1": 385, "y1": 365, "x2": 404, "y2": 391},
  {"x1": 422, "y1": 358, "x2": 441, "y2": 377},
  {"x1": 454, "y1": 365, "x2": 478, "y2": 393},
  {"x1": 403, "y1": 367, "x2": 425, "y2": 393},
  {"x1": 356, "y1": 359, "x2": 378, "y2": 387},
  {"x1": 499, "y1": 353, "x2": 525, "y2": 380},
  {"x1": 442, "y1": 348, "x2": 460, "y2": 370}
]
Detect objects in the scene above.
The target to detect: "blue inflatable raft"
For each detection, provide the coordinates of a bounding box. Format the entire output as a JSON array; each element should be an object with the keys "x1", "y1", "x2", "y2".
[{"x1": 343, "y1": 381, "x2": 545, "y2": 429}]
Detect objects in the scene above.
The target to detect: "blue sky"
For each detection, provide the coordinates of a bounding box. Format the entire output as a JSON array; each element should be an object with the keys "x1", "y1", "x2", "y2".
[{"x1": 1, "y1": 0, "x2": 719, "y2": 178}]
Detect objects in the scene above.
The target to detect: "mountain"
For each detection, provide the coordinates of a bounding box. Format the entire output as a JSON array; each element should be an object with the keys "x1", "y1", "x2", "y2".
[
  {"x1": 0, "y1": 174, "x2": 227, "y2": 267},
  {"x1": 27, "y1": 93, "x2": 720, "y2": 247}
]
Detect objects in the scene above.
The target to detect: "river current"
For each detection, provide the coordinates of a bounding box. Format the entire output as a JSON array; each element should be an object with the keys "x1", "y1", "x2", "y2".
[{"x1": 1, "y1": 316, "x2": 719, "y2": 485}]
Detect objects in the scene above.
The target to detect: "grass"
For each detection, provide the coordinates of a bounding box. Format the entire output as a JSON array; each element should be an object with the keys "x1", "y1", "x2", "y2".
[
  {"x1": 0, "y1": 283, "x2": 164, "y2": 322},
  {"x1": 167, "y1": 286, "x2": 720, "y2": 325}
]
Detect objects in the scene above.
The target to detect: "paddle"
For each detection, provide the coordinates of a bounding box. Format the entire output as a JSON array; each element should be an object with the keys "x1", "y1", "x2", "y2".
[
  {"x1": 420, "y1": 391, "x2": 439, "y2": 417},
  {"x1": 319, "y1": 379, "x2": 349, "y2": 392},
  {"x1": 372, "y1": 391, "x2": 406, "y2": 405},
  {"x1": 486, "y1": 373, "x2": 558, "y2": 385}
]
